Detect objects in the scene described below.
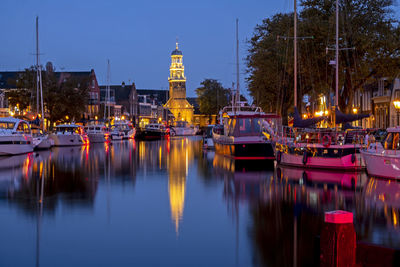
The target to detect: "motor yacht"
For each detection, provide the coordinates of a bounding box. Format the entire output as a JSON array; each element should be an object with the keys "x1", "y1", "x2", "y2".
[
  {"x1": 212, "y1": 105, "x2": 279, "y2": 161},
  {"x1": 50, "y1": 124, "x2": 88, "y2": 146},
  {"x1": 0, "y1": 117, "x2": 34, "y2": 155},
  {"x1": 361, "y1": 127, "x2": 400, "y2": 179},
  {"x1": 84, "y1": 124, "x2": 109, "y2": 143},
  {"x1": 110, "y1": 121, "x2": 135, "y2": 140},
  {"x1": 170, "y1": 121, "x2": 197, "y2": 136},
  {"x1": 135, "y1": 123, "x2": 168, "y2": 140}
]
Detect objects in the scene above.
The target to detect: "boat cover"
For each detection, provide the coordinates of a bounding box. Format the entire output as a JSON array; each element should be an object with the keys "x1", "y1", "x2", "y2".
[
  {"x1": 335, "y1": 107, "x2": 370, "y2": 124},
  {"x1": 293, "y1": 107, "x2": 325, "y2": 128}
]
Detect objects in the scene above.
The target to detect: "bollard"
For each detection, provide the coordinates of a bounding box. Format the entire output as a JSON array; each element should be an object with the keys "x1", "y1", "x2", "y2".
[{"x1": 320, "y1": 210, "x2": 356, "y2": 267}]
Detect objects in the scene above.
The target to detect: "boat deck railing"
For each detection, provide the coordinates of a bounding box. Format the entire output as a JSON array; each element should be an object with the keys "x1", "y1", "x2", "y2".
[{"x1": 277, "y1": 126, "x2": 368, "y2": 147}]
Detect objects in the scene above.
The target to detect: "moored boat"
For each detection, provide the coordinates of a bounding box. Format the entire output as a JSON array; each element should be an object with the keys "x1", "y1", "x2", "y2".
[
  {"x1": 276, "y1": 128, "x2": 366, "y2": 170},
  {"x1": 0, "y1": 117, "x2": 34, "y2": 155},
  {"x1": 135, "y1": 123, "x2": 169, "y2": 140},
  {"x1": 84, "y1": 124, "x2": 109, "y2": 143},
  {"x1": 213, "y1": 106, "x2": 279, "y2": 161},
  {"x1": 170, "y1": 121, "x2": 197, "y2": 136},
  {"x1": 110, "y1": 121, "x2": 135, "y2": 140},
  {"x1": 50, "y1": 124, "x2": 88, "y2": 146},
  {"x1": 361, "y1": 127, "x2": 400, "y2": 179}
]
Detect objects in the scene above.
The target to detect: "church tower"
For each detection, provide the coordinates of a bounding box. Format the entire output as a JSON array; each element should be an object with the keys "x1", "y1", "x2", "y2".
[{"x1": 164, "y1": 42, "x2": 194, "y2": 123}]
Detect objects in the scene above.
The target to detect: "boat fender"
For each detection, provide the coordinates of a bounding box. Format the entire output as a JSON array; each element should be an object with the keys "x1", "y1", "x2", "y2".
[
  {"x1": 302, "y1": 151, "x2": 307, "y2": 165},
  {"x1": 322, "y1": 135, "x2": 331, "y2": 148},
  {"x1": 351, "y1": 153, "x2": 356, "y2": 164},
  {"x1": 276, "y1": 150, "x2": 281, "y2": 163}
]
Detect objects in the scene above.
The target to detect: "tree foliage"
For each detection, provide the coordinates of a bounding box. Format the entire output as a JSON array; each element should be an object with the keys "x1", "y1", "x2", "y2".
[
  {"x1": 195, "y1": 79, "x2": 230, "y2": 115},
  {"x1": 246, "y1": 0, "x2": 400, "y2": 119},
  {"x1": 7, "y1": 62, "x2": 90, "y2": 126}
]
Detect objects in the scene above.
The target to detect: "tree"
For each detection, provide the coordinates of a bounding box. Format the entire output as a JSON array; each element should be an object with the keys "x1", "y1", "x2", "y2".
[
  {"x1": 9, "y1": 62, "x2": 90, "y2": 127},
  {"x1": 246, "y1": 0, "x2": 400, "y2": 119},
  {"x1": 195, "y1": 79, "x2": 230, "y2": 115}
]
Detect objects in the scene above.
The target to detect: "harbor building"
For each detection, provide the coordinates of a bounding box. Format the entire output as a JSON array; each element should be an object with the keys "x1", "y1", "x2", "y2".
[{"x1": 164, "y1": 42, "x2": 194, "y2": 123}]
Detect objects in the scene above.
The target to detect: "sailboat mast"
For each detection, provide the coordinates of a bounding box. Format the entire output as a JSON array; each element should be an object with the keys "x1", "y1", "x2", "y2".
[
  {"x1": 294, "y1": 0, "x2": 297, "y2": 108},
  {"x1": 335, "y1": 0, "x2": 339, "y2": 107},
  {"x1": 236, "y1": 18, "x2": 240, "y2": 111},
  {"x1": 107, "y1": 60, "x2": 111, "y2": 119},
  {"x1": 36, "y1": 17, "x2": 40, "y2": 115},
  {"x1": 36, "y1": 16, "x2": 45, "y2": 131}
]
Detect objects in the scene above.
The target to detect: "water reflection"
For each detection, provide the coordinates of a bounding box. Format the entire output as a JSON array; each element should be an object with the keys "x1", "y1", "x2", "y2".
[{"x1": 0, "y1": 138, "x2": 399, "y2": 266}]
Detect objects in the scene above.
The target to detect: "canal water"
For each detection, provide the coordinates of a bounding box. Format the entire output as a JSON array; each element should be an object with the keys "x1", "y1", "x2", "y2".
[{"x1": 0, "y1": 137, "x2": 399, "y2": 266}]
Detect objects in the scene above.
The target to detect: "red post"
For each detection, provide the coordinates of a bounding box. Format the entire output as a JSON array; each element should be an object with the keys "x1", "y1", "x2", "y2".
[{"x1": 320, "y1": 210, "x2": 356, "y2": 267}]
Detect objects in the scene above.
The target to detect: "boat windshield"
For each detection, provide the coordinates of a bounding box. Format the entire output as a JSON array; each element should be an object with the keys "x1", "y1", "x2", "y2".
[
  {"x1": 0, "y1": 122, "x2": 15, "y2": 130},
  {"x1": 56, "y1": 127, "x2": 81, "y2": 134},
  {"x1": 237, "y1": 118, "x2": 262, "y2": 136}
]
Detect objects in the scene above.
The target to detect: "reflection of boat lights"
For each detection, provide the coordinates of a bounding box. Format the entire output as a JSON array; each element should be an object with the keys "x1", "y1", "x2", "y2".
[{"x1": 393, "y1": 208, "x2": 398, "y2": 227}]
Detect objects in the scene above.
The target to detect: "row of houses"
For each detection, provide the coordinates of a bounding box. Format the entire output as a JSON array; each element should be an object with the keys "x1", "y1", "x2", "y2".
[
  {"x1": 353, "y1": 78, "x2": 400, "y2": 129},
  {"x1": 0, "y1": 69, "x2": 197, "y2": 125}
]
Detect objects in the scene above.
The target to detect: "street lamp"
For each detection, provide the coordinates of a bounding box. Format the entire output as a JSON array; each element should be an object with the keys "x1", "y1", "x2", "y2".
[{"x1": 393, "y1": 99, "x2": 400, "y2": 126}]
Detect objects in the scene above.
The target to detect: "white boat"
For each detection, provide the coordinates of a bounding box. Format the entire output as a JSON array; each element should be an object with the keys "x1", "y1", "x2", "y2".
[
  {"x1": 361, "y1": 127, "x2": 400, "y2": 179},
  {"x1": 203, "y1": 125, "x2": 214, "y2": 149},
  {"x1": 170, "y1": 121, "x2": 197, "y2": 136},
  {"x1": 32, "y1": 134, "x2": 53, "y2": 150},
  {"x1": 213, "y1": 105, "x2": 279, "y2": 161},
  {"x1": 110, "y1": 121, "x2": 135, "y2": 140},
  {"x1": 84, "y1": 124, "x2": 109, "y2": 143},
  {"x1": 0, "y1": 117, "x2": 34, "y2": 155},
  {"x1": 50, "y1": 124, "x2": 88, "y2": 146}
]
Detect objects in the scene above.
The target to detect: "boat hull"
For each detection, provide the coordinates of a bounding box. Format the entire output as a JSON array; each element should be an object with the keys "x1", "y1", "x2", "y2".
[
  {"x1": 0, "y1": 136, "x2": 34, "y2": 155},
  {"x1": 88, "y1": 133, "x2": 107, "y2": 143},
  {"x1": 135, "y1": 130, "x2": 167, "y2": 141},
  {"x1": 50, "y1": 134, "x2": 85, "y2": 146},
  {"x1": 33, "y1": 136, "x2": 53, "y2": 150},
  {"x1": 361, "y1": 150, "x2": 400, "y2": 179},
  {"x1": 214, "y1": 141, "x2": 275, "y2": 160},
  {"x1": 278, "y1": 149, "x2": 364, "y2": 171}
]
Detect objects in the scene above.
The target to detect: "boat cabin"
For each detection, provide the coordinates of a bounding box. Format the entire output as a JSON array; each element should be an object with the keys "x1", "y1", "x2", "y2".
[
  {"x1": 145, "y1": 123, "x2": 166, "y2": 131},
  {"x1": 0, "y1": 117, "x2": 31, "y2": 135},
  {"x1": 84, "y1": 125, "x2": 107, "y2": 133},
  {"x1": 55, "y1": 124, "x2": 84, "y2": 135}
]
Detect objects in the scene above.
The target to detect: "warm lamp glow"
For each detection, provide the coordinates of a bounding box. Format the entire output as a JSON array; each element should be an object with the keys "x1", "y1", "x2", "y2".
[
  {"x1": 95, "y1": 116, "x2": 98, "y2": 120},
  {"x1": 65, "y1": 115, "x2": 69, "y2": 120},
  {"x1": 394, "y1": 100, "x2": 400, "y2": 110},
  {"x1": 352, "y1": 108, "x2": 358, "y2": 114}
]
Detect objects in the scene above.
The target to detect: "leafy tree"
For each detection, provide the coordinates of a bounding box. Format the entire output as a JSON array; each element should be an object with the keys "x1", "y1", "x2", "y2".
[
  {"x1": 8, "y1": 62, "x2": 90, "y2": 127},
  {"x1": 7, "y1": 67, "x2": 36, "y2": 111},
  {"x1": 246, "y1": 0, "x2": 400, "y2": 119},
  {"x1": 195, "y1": 79, "x2": 230, "y2": 115}
]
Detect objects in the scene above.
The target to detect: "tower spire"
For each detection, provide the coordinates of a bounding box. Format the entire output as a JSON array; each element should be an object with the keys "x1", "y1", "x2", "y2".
[{"x1": 176, "y1": 36, "x2": 179, "y2": 50}]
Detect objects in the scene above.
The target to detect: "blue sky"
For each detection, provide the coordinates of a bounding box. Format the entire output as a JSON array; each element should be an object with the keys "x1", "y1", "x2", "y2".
[{"x1": 1, "y1": 0, "x2": 399, "y2": 98}]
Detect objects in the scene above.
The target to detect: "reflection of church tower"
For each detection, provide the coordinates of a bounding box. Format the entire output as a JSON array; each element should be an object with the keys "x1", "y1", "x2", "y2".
[
  {"x1": 168, "y1": 138, "x2": 192, "y2": 234},
  {"x1": 164, "y1": 42, "x2": 194, "y2": 123},
  {"x1": 169, "y1": 175, "x2": 186, "y2": 234}
]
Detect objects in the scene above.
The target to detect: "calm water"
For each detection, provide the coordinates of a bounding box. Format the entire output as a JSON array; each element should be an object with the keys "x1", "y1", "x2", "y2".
[{"x1": 0, "y1": 137, "x2": 399, "y2": 266}]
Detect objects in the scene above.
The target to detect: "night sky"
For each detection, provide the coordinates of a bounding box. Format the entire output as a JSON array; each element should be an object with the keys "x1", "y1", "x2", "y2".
[{"x1": 1, "y1": 0, "x2": 399, "y2": 98}]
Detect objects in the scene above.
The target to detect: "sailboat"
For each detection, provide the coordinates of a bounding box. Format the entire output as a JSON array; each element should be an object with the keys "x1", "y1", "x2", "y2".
[
  {"x1": 212, "y1": 19, "x2": 280, "y2": 161},
  {"x1": 32, "y1": 16, "x2": 53, "y2": 150},
  {"x1": 275, "y1": 0, "x2": 368, "y2": 170}
]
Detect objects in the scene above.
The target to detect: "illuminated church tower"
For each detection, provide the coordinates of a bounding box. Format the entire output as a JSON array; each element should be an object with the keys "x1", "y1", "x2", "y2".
[{"x1": 164, "y1": 42, "x2": 194, "y2": 123}]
